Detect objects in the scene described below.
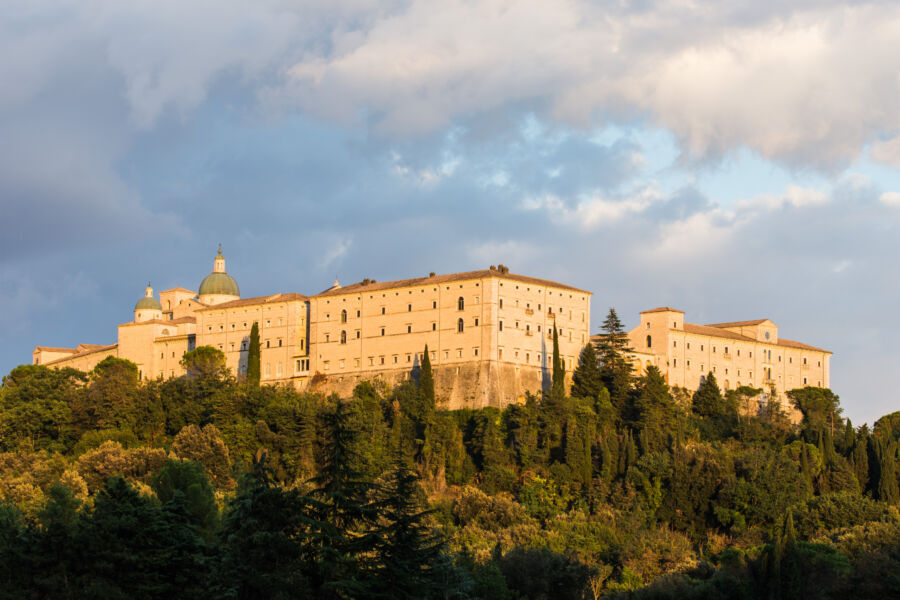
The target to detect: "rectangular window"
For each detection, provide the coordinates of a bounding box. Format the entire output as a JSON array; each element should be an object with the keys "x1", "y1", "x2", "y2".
[
  {"x1": 380, "y1": 356, "x2": 385, "y2": 365},
  {"x1": 393, "y1": 356, "x2": 398, "y2": 364},
  {"x1": 474, "y1": 348, "x2": 479, "y2": 356},
  {"x1": 323, "y1": 361, "x2": 329, "y2": 371},
  {"x1": 499, "y1": 348, "x2": 503, "y2": 359},
  {"x1": 499, "y1": 298, "x2": 503, "y2": 309},
  {"x1": 499, "y1": 321, "x2": 503, "y2": 331},
  {"x1": 673, "y1": 341, "x2": 677, "y2": 348},
  {"x1": 475, "y1": 318, "x2": 479, "y2": 326},
  {"x1": 381, "y1": 328, "x2": 385, "y2": 336},
  {"x1": 278, "y1": 339, "x2": 282, "y2": 347},
  {"x1": 339, "y1": 360, "x2": 345, "y2": 368},
  {"x1": 266, "y1": 340, "x2": 271, "y2": 348},
  {"x1": 368, "y1": 357, "x2": 374, "y2": 366},
  {"x1": 457, "y1": 349, "x2": 462, "y2": 358},
  {"x1": 408, "y1": 304, "x2": 412, "y2": 311},
  {"x1": 444, "y1": 351, "x2": 449, "y2": 359},
  {"x1": 432, "y1": 301, "x2": 437, "y2": 309},
  {"x1": 407, "y1": 325, "x2": 412, "y2": 333}
]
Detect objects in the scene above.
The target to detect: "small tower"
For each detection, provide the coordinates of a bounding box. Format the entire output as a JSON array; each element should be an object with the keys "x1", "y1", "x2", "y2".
[
  {"x1": 198, "y1": 247, "x2": 241, "y2": 305},
  {"x1": 134, "y1": 284, "x2": 163, "y2": 322}
]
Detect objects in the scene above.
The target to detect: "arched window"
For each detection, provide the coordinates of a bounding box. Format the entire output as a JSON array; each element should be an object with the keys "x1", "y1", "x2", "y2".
[
  {"x1": 457, "y1": 296, "x2": 464, "y2": 311},
  {"x1": 341, "y1": 309, "x2": 347, "y2": 323},
  {"x1": 646, "y1": 335, "x2": 652, "y2": 348},
  {"x1": 340, "y1": 330, "x2": 347, "y2": 344},
  {"x1": 457, "y1": 318, "x2": 464, "y2": 333}
]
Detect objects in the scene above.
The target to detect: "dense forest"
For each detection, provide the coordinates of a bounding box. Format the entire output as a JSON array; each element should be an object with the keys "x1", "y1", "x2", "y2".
[{"x1": 1, "y1": 309, "x2": 898, "y2": 599}]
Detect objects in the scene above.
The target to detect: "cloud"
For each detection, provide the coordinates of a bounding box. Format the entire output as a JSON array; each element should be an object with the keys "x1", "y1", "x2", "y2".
[
  {"x1": 879, "y1": 192, "x2": 900, "y2": 206},
  {"x1": 870, "y1": 136, "x2": 900, "y2": 167},
  {"x1": 273, "y1": 1, "x2": 900, "y2": 169}
]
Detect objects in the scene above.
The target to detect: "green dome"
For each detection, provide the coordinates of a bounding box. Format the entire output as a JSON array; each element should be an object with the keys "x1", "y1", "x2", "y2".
[
  {"x1": 135, "y1": 295, "x2": 162, "y2": 311},
  {"x1": 199, "y1": 272, "x2": 240, "y2": 297}
]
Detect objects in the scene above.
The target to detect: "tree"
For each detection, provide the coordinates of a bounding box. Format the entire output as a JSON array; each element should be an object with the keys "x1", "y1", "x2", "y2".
[
  {"x1": 74, "y1": 476, "x2": 209, "y2": 597},
  {"x1": 571, "y1": 342, "x2": 604, "y2": 401},
  {"x1": 633, "y1": 366, "x2": 674, "y2": 454},
  {"x1": 788, "y1": 387, "x2": 843, "y2": 440},
  {"x1": 372, "y1": 460, "x2": 446, "y2": 599},
  {"x1": 215, "y1": 455, "x2": 312, "y2": 598},
  {"x1": 180, "y1": 345, "x2": 230, "y2": 382},
  {"x1": 595, "y1": 308, "x2": 634, "y2": 419},
  {"x1": 151, "y1": 460, "x2": 219, "y2": 538},
  {"x1": 172, "y1": 424, "x2": 234, "y2": 489},
  {"x1": 307, "y1": 400, "x2": 381, "y2": 597},
  {"x1": 246, "y1": 322, "x2": 261, "y2": 385},
  {"x1": 692, "y1": 373, "x2": 726, "y2": 418},
  {"x1": 70, "y1": 357, "x2": 141, "y2": 433},
  {"x1": 0, "y1": 364, "x2": 83, "y2": 452},
  {"x1": 550, "y1": 326, "x2": 566, "y2": 404},
  {"x1": 420, "y1": 344, "x2": 435, "y2": 411}
]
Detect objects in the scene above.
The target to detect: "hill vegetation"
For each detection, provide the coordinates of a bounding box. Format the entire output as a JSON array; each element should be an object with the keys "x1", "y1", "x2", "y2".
[{"x1": 1, "y1": 312, "x2": 899, "y2": 599}]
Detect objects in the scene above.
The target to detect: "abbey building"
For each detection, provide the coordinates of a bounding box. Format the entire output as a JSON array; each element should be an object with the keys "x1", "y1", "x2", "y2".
[
  {"x1": 33, "y1": 250, "x2": 592, "y2": 409},
  {"x1": 32, "y1": 250, "x2": 830, "y2": 410}
]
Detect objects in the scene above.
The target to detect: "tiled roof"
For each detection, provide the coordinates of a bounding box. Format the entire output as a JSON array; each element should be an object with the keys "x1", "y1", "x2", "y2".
[
  {"x1": 776, "y1": 338, "x2": 831, "y2": 354},
  {"x1": 34, "y1": 346, "x2": 77, "y2": 353},
  {"x1": 196, "y1": 293, "x2": 308, "y2": 311},
  {"x1": 160, "y1": 287, "x2": 196, "y2": 294},
  {"x1": 314, "y1": 269, "x2": 590, "y2": 298},
  {"x1": 45, "y1": 343, "x2": 117, "y2": 366},
  {"x1": 641, "y1": 307, "x2": 684, "y2": 314},
  {"x1": 76, "y1": 343, "x2": 108, "y2": 351},
  {"x1": 119, "y1": 317, "x2": 197, "y2": 327},
  {"x1": 682, "y1": 323, "x2": 756, "y2": 342},
  {"x1": 682, "y1": 323, "x2": 830, "y2": 353},
  {"x1": 706, "y1": 319, "x2": 770, "y2": 328}
]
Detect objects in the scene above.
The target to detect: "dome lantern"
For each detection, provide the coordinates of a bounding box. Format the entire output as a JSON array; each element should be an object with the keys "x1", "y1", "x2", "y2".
[
  {"x1": 198, "y1": 247, "x2": 240, "y2": 305},
  {"x1": 134, "y1": 283, "x2": 162, "y2": 322}
]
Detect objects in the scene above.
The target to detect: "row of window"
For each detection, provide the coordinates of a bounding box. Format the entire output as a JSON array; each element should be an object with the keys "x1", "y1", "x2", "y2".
[
  {"x1": 205, "y1": 317, "x2": 293, "y2": 333},
  {"x1": 650, "y1": 336, "x2": 821, "y2": 367}
]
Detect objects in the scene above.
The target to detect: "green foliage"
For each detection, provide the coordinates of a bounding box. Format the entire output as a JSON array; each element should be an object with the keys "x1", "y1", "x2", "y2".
[
  {"x1": 0, "y1": 365, "x2": 83, "y2": 452},
  {"x1": 571, "y1": 342, "x2": 604, "y2": 401},
  {"x1": 420, "y1": 344, "x2": 435, "y2": 410},
  {"x1": 596, "y1": 308, "x2": 634, "y2": 420},
  {"x1": 3, "y1": 354, "x2": 900, "y2": 599},
  {"x1": 151, "y1": 459, "x2": 219, "y2": 537},
  {"x1": 246, "y1": 322, "x2": 261, "y2": 385},
  {"x1": 550, "y1": 326, "x2": 566, "y2": 404}
]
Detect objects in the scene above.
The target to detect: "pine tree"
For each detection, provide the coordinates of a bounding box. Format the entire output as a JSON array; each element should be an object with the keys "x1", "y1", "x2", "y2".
[
  {"x1": 595, "y1": 308, "x2": 634, "y2": 419},
  {"x1": 571, "y1": 343, "x2": 603, "y2": 400},
  {"x1": 851, "y1": 433, "x2": 870, "y2": 492},
  {"x1": 373, "y1": 459, "x2": 446, "y2": 599},
  {"x1": 246, "y1": 322, "x2": 261, "y2": 386},
  {"x1": 215, "y1": 454, "x2": 311, "y2": 598},
  {"x1": 550, "y1": 326, "x2": 566, "y2": 403},
  {"x1": 420, "y1": 345, "x2": 435, "y2": 411},
  {"x1": 307, "y1": 400, "x2": 380, "y2": 597}
]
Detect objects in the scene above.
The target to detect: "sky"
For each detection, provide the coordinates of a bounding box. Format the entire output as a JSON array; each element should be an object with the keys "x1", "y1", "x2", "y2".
[{"x1": 1, "y1": 0, "x2": 899, "y2": 424}]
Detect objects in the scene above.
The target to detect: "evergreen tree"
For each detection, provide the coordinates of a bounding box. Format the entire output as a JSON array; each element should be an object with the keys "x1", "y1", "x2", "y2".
[
  {"x1": 246, "y1": 322, "x2": 261, "y2": 385},
  {"x1": 851, "y1": 431, "x2": 870, "y2": 491},
  {"x1": 595, "y1": 308, "x2": 634, "y2": 419},
  {"x1": 216, "y1": 454, "x2": 311, "y2": 598},
  {"x1": 570, "y1": 343, "x2": 603, "y2": 401},
  {"x1": 373, "y1": 459, "x2": 446, "y2": 599},
  {"x1": 307, "y1": 400, "x2": 380, "y2": 597},
  {"x1": 420, "y1": 344, "x2": 435, "y2": 411},
  {"x1": 692, "y1": 373, "x2": 726, "y2": 417},
  {"x1": 633, "y1": 366, "x2": 673, "y2": 454},
  {"x1": 550, "y1": 326, "x2": 566, "y2": 403},
  {"x1": 800, "y1": 444, "x2": 814, "y2": 499},
  {"x1": 873, "y1": 437, "x2": 899, "y2": 504}
]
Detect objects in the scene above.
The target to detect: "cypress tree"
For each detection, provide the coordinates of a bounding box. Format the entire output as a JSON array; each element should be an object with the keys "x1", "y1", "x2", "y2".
[
  {"x1": 800, "y1": 444, "x2": 814, "y2": 499},
  {"x1": 550, "y1": 326, "x2": 565, "y2": 403},
  {"x1": 874, "y1": 438, "x2": 899, "y2": 504},
  {"x1": 851, "y1": 434, "x2": 870, "y2": 491},
  {"x1": 634, "y1": 366, "x2": 672, "y2": 453},
  {"x1": 571, "y1": 343, "x2": 603, "y2": 400},
  {"x1": 420, "y1": 345, "x2": 435, "y2": 411},
  {"x1": 246, "y1": 322, "x2": 261, "y2": 386}
]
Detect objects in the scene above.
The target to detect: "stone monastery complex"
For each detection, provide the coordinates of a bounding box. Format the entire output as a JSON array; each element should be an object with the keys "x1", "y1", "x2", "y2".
[{"x1": 33, "y1": 249, "x2": 831, "y2": 410}]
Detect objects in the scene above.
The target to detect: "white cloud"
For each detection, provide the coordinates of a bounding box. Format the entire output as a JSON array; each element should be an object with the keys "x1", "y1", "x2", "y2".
[
  {"x1": 880, "y1": 191, "x2": 900, "y2": 206},
  {"x1": 522, "y1": 188, "x2": 659, "y2": 230}
]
